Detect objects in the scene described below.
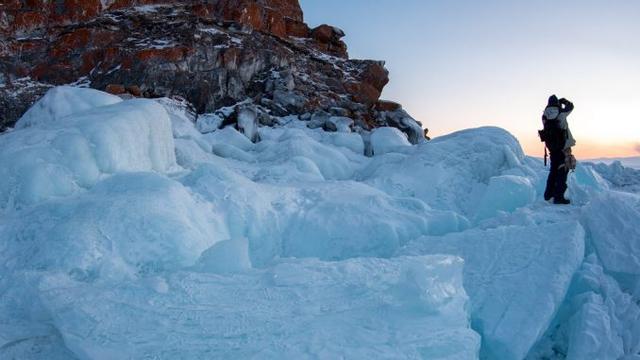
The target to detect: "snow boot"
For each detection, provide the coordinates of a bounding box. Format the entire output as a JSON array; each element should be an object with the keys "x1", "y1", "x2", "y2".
[{"x1": 553, "y1": 197, "x2": 571, "y2": 205}]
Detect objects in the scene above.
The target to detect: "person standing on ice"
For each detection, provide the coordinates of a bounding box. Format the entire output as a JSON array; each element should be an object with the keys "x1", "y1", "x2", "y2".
[{"x1": 540, "y1": 94, "x2": 576, "y2": 204}]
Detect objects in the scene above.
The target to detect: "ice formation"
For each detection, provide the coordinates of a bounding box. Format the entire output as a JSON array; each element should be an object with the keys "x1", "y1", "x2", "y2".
[{"x1": 1, "y1": 87, "x2": 639, "y2": 359}]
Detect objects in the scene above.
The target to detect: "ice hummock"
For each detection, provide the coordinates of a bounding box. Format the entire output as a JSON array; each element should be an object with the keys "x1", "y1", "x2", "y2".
[
  {"x1": 0, "y1": 98, "x2": 177, "y2": 211},
  {"x1": 14, "y1": 86, "x2": 122, "y2": 130},
  {"x1": 1, "y1": 87, "x2": 639, "y2": 359},
  {"x1": 399, "y1": 222, "x2": 585, "y2": 360}
]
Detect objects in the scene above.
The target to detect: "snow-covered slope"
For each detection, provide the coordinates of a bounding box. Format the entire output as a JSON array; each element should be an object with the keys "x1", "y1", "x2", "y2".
[{"x1": 1, "y1": 87, "x2": 638, "y2": 359}]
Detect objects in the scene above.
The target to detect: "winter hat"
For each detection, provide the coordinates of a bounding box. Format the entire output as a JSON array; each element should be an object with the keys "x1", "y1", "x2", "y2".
[{"x1": 547, "y1": 95, "x2": 559, "y2": 108}]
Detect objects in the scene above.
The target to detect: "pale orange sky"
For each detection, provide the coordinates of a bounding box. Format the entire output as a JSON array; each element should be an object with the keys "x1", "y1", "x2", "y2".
[{"x1": 302, "y1": 0, "x2": 640, "y2": 159}]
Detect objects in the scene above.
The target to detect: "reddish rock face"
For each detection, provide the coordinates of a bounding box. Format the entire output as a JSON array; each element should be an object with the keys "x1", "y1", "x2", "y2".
[
  {"x1": 1, "y1": 0, "x2": 425, "y2": 143},
  {"x1": 311, "y1": 25, "x2": 335, "y2": 43},
  {"x1": 360, "y1": 62, "x2": 389, "y2": 93},
  {"x1": 106, "y1": 84, "x2": 126, "y2": 95},
  {"x1": 343, "y1": 62, "x2": 389, "y2": 105},
  {"x1": 0, "y1": 0, "x2": 304, "y2": 38},
  {"x1": 126, "y1": 85, "x2": 143, "y2": 97},
  {"x1": 310, "y1": 24, "x2": 348, "y2": 58},
  {"x1": 285, "y1": 18, "x2": 309, "y2": 37},
  {"x1": 1, "y1": 0, "x2": 102, "y2": 36},
  {"x1": 375, "y1": 100, "x2": 402, "y2": 112},
  {"x1": 212, "y1": 0, "x2": 302, "y2": 38}
]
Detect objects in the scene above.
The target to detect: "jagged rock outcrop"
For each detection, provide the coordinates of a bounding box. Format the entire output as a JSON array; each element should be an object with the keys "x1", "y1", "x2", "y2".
[{"x1": 0, "y1": 0, "x2": 425, "y2": 144}]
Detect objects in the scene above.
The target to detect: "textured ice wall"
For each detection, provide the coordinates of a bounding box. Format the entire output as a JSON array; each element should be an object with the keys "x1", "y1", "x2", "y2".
[{"x1": 0, "y1": 98, "x2": 176, "y2": 210}]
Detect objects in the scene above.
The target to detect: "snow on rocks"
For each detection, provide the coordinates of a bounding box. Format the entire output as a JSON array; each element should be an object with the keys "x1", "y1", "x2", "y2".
[
  {"x1": 398, "y1": 222, "x2": 585, "y2": 360},
  {"x1": 327, "y1": 115, "x2": 354, "y2": 132},
  {"x1": 195, "y1": 112, "x2": 224, "y2": 134},
  {"x1": 370, "y1": 126, "x2": 411, "y2": 155},
  {"x1": 0, "y1": 98, "x2": 176, "y2": 211}
]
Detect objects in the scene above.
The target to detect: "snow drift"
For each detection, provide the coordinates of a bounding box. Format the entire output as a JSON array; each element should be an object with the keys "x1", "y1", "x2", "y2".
[{"x1": 1, "y1": 87, "x2": 639, "y2": 359}]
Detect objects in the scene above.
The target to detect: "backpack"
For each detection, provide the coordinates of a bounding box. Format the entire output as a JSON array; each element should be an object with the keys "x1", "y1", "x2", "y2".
[{"x1": 538, "y1": 119, "x2": 567, "y2": 165}]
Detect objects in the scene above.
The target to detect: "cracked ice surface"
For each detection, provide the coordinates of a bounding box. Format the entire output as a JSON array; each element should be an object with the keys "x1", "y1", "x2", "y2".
[{"x1": 36, "y1": 256, "x2": 479, "y2": 359}]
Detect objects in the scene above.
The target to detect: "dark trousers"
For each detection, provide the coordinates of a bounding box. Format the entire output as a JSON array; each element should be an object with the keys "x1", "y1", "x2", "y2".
[{"x1": 544, "y1": 150, "x2": 569, "y2": 200}]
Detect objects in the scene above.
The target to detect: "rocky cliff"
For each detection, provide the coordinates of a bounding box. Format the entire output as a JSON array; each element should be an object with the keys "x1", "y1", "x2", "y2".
[{"x1": 0, "y1": 0, "x2": 424, "y2": 143}]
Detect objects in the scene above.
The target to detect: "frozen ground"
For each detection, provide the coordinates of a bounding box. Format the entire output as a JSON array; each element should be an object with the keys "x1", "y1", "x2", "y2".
[{"x1": 0, "y1": 87, "x2": 639, "y2": 359}]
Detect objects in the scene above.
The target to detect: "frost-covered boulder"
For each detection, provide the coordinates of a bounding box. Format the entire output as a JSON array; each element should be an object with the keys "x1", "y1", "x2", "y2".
[
  {"x1": 327, "y1": 116, "x2": 354, "y2": 132},
  {"x1": 196, "y1": 113, "x2": 224, "y2": 134},
  {"x1": 399, "y1": 222, "x2": 585, "y2": 360},
  {"x1": 370, "y1": 126, "x2": 411, "y2": 155},
  {"x1": 0, "y1": 97, "x2": 177, "y2": 210},
  {"x1": 15, "y1": 86, "x2": 122, "y2": 129},
  {"x1": 204, "y1": 126, "x2": 255, "y2": 152},
  {"x1": 35, "y1": 256, "x2": 479, "y2": 359},
  {"x1": 193, "y1": 237, "x2": 252, "y2": 274},
  {"x1": 324, "y1": 131, "x2": 365, "y2": 155}
]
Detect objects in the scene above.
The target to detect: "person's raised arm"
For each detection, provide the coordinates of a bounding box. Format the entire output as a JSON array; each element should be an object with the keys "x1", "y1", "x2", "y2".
[{"x1": 559, "y1": 98, "x2": 574, "y2": 113}]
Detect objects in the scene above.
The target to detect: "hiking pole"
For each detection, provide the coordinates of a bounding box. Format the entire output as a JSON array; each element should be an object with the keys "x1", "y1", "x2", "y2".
[{"x1": 543, "y1": 146, "x2": 548, "y2": 167}]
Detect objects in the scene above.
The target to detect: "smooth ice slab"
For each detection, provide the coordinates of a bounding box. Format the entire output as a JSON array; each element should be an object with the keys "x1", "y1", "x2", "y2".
[
  {"x1": 38, "y1": 256, "x2": 480, "y2": 359},
  {"x1": 399, "y1": 222, "x2": 585, "y2": 360},
  {"x1": 581, "y1": 191, "x2": 640, "y2": 277}
]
